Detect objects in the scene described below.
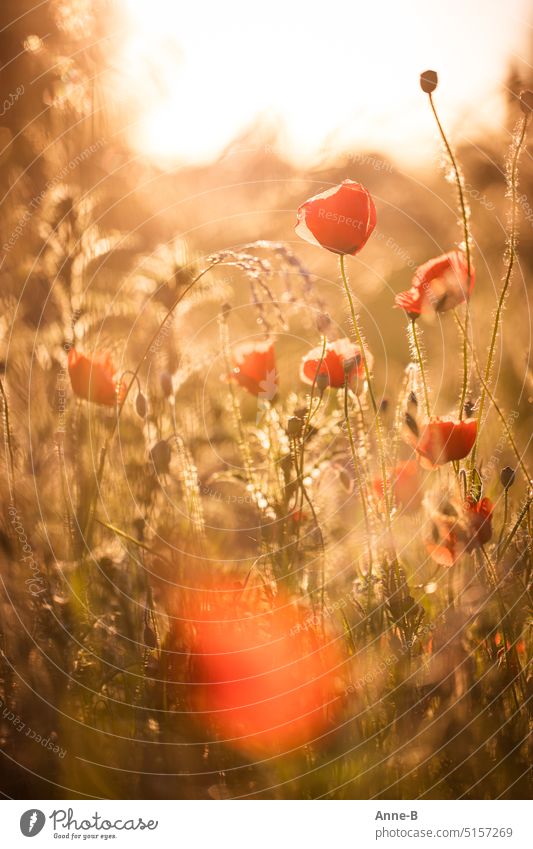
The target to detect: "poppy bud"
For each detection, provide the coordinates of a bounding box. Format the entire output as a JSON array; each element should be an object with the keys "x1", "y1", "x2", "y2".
[
  {"x1": 144, "y1": 624, "x2": 158, "y2": 649},
  {"x1": 420, "y1": 70, "x2": 438, "y2": 94},
  {"x1": 500, "y1": 466, "x2": 516, "y2": 489},
  {"x1": 316, "y1": 372, "x2": 330, "y2": 394},
  {"x1": 159, "y1": 371, "x2": 173, "y2": 397},
  {"x1": 315, "y1": 313, "x2": 331, "y2": 334},
  {"x1": 464, "y1": 399, "x2": 475, "y2": 418},
  {"x1": 135, "y1": 392, "x2": 147, "y2": 418},
  {"x1": 520, "y1": 90, "x2": 533, "y2": 115},
  {"x1": 287, "y1": 416, "x2": 303, "y2": 437},
  {"x1": 150, "y1": 440, "x2": 171, "y2": 474}
]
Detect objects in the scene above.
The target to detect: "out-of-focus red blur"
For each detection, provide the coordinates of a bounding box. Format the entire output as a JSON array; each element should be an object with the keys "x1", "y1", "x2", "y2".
[{"x1": 190, "y1": 587, "x2": 343, "y2": 755}]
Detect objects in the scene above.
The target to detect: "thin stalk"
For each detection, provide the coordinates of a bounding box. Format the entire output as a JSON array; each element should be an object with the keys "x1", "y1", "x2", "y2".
[
  {"x1": 82, "y1": 260, "x2": 220, "y2": 547},
  {"x1": 497, "y1": 488, "x2": 509, "y2": 552},
  {"x1": 428, "y1": 91, "x2": 473, "y2": 420},
  {"x1": 470, "y1": 113, "x2": 529, "y2": 470},
  {"x1": 454, "y1": 310, "x2": 531, "y2": 485},
  {"x1": 409, "y1": 318, "x2": 431, "y2": 418},
  {"x1": 339, "y1": 255, "x2": 393, "y2": 538},
  {"x1": 0, "y1": 376, "x2": 16, "y2": 505},
  {"x1": 344, "y1": 380, "x2": 374, "y2": 592},
  {"x1": 497, "y1": 492, "x2": 533, "y2": 566}
]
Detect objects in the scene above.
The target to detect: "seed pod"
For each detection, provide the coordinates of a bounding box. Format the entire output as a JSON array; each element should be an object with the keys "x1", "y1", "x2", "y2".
[
  {"x1": 150, "y1": 440, "x2": 172, "y2": 474},
  {"x1": 316, "y1": 372, "x2": 329, "y2": 394},
  {"x1": 159, "y1": 371, "x2": 173, "y2": 397},
  {"x1": 287, "y1": 416, "x2": 303, "y2": 437},
  {"x1": 135, "y1": 391, "x2": 147, "y2": 418},
  {"x1": 520, "y1": 90, "x2": 533, "y2": 114},
  {"x1": 420, "y1": 70, "x2": 438, "y2": 94},
  {"x1": 500, "y1": 466, "x2": 516, "y2": 489}
]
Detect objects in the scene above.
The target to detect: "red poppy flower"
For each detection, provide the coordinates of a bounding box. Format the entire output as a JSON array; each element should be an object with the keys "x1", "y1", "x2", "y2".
[
  {"x1": 300, "y1": 338, "x2": 371, "y2": 390},
  {"x1": 229, "y1": 341, "x2": 277, "y2": 398},
  {"x1": 410, "y1": 418, "x2": 477, "y2": 469},
  {"x1": 190, "y1": 587, "x2": 341, "y2": 754},
  {"x1": 373, "y1": 460, "x2": 423, "y2": 513},
  {"x1": 295, "y1": 180, "x2": 376, "y2": 255},
  {"x1": 426, "y1": 495, "x2": 493, "y2": 566},
  {"x1": 395, "y1": 250, "x2": 474, "y2": 316},
  {"x1": 464, "y1": 497, "x2": 493, "y2": 550},
  {"x1": 68, "y1": 348, "x2": 125, "y2": 406}
]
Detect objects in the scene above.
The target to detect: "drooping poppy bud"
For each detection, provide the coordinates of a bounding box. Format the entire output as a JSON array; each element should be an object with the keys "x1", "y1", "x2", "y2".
[
  {"x1": 520, "y1": 90, "x2": 533, "y2": 114},
  {"x1": 229, "y1": 341, "x2": 278, "y2": 399},
  {"x1": 295, "y1": 180, "x2": 376, "y2": 256},
  {"x1": 300, "y1": 338, "x2": 371, "y2": 390},
  {"x1": 394, "y1": 251, "x2": 474, "y2": 317},
  {"x1": 150, "y1": 439, "x2": 172, "y2": 474},
  {"x1": 135, "y1": 391, "x2": 148, "y2": 418},
  {"x1": 68, "y1": 348, "x2": 125, "y2": 406},
  {"x1": 159, "y1": 371, "x2": 174, "y2": 397},
  {"x1": 409, "y1": 418, "x2": 477, "y2": 468}
]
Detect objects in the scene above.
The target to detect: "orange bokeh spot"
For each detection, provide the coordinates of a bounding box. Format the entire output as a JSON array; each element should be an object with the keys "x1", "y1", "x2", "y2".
[{"x1": 190, "y1": 587, "x2": 343, "y2": 755}]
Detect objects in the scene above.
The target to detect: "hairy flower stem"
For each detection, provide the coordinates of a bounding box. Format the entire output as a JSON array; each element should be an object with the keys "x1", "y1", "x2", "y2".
[
  {"x1": 344, "y1": 381, "x2": 374, "y2": 609},
  {"x1": 339, "y1": 255, "x2": 393, "y2": 542},
  {"x1": 82, "y1": 261, "x2": 220, "y2": 549},
  {"x1": 409, "y1": 319, "x2": 431, "y2": 418},
  {"x1": 470, "y1": 113, "x2": 529, "y2": 473},
  {"x1": 0, "y1": 377, "x2": 16, "y2": 506},
  {"x1": 428, "y1": 92, "x2": 472, "y2": 419},
  {"x1": 480, "y1": 545, "x2": 526, "y2": 706},
  {"x1": 454, "y1": 311, "x2": 531, "y2": 485}
]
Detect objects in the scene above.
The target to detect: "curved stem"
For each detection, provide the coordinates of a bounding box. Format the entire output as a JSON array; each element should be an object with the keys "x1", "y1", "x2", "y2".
[
  {"x1": 470, "y1": 113, "x2": 529, "y2": 471},
  {"x1": 409, "y1": 318, "x2": 431, "y2": 419},
  {"x1": 428, "y1": 92, "x2": 472, "y2": 419},
  {"x1": 0, "y1": 376, "x2": 16, "y2": 505},
  {"x1": 339, "y1": 255, "x2": 393, "y2": 540},
  {"x1": 82, "y1": 260, "x2": 220, "y2": 547},
  {"x1": 344, "y1": 380, "x2": 374, "y2": 585},
  {"x1": 454, "y1": 309, "x2": 531, "y2": 486}
]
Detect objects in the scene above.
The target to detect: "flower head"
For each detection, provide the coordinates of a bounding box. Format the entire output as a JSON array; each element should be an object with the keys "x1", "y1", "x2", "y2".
[
  {"x1": 68, "y1": 348, "x2": 125, "y2": 406},
  {"x1": 373, "y1": 460, "x2": 423, "y2": 513},
  {"x1": 408, "y1": 417, "x2": 477, "y2": 469},
  {"x1": 426, "y1": 494, "x2": 493, "y2": 566},
  {"x1": 229, "y1": 341, "x2": 277, "y2": 399},
  {"x1": 395, "y1": 250, "x2": 474, "y2": 317},
  {"x1": 295, "y1": 179, "x2": 376, "y2": 255},
  {"x1": 300, "y1": 338, "x2": 371, "y2": 390}
]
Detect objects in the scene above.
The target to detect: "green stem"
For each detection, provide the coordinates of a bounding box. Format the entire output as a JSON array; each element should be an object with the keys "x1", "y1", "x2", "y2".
[
  {"x1": 344, "y1": 380, "x2": 374, "y2": 595},
  {"x1": 339, "y1": 255, "x2": 393, "y2": 537},
  {"x1": 497, "y1": 488, "x2": 509, "y2": 552},
  {"x1": 428, "y1": 92, "x2": 472, "y2": 419},
  {"x1": 0, "y1": 376, "x2": 16, "y2": 506},
  {"x1": 470, "y1": 113, "x2": 529, "y2": 470},
  {"x1": 410, "y1": 318, "x2": 431, "y2": 419},
  {"x1": 454, "y1": 310, "x2": 531, "y2": 486},
  {"x1": 83, "y1": 260, "x2": 220, "y2": 548}
]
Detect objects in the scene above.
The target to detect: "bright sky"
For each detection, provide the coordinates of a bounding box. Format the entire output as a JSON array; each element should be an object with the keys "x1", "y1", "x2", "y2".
[{"x1": 118, "y1": 0, "x2": 532, "y2": 167}]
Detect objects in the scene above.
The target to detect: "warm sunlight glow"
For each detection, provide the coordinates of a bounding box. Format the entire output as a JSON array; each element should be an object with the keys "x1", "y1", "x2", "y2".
[{"x1": 118, "y1": 0, "x2": 531, "y2": 167}]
